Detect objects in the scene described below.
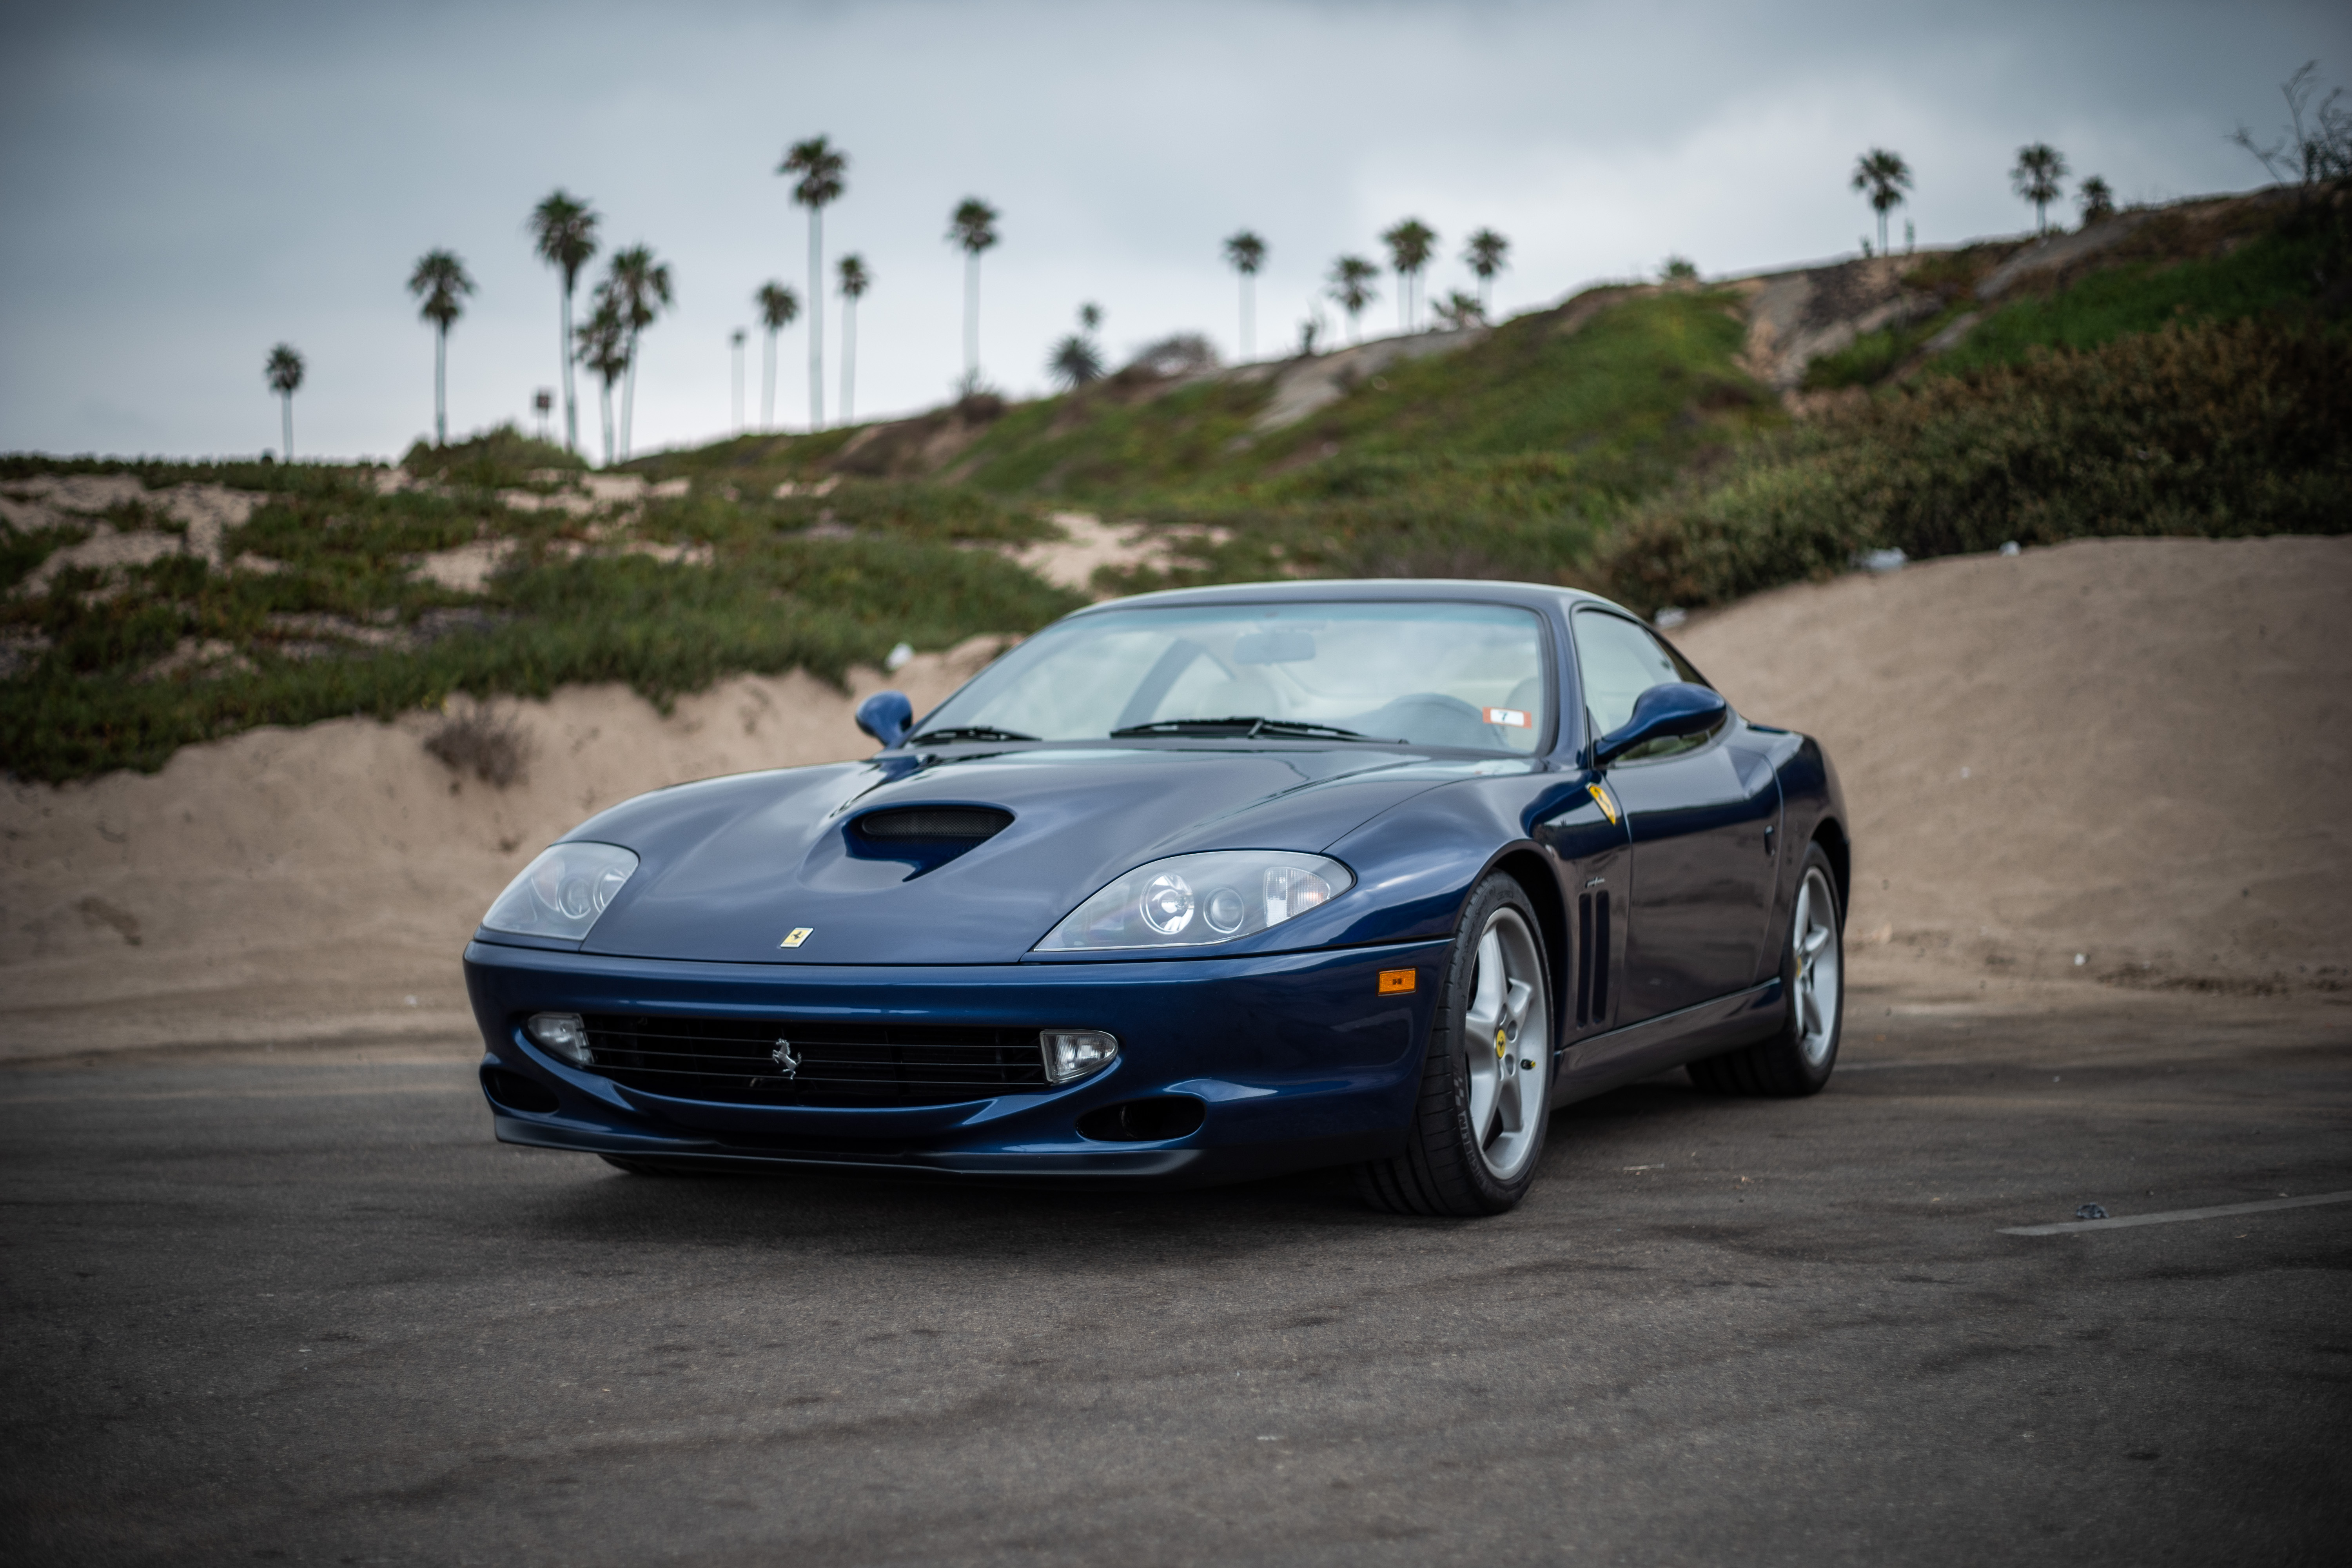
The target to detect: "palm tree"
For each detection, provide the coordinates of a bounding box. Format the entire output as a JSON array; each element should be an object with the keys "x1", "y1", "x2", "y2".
[
  {"x1": 1223, "y1": 230, "x2": 1267, "y2": 361},
  {"x1": 2012, "y1": 143, "x2": 2068, "y2": 234},
  {"x1": 1379, "y1": 219, "x2": 1436, "y2": 332},
  {"x1": 1849, "y1": 149, "x2": 1912, "y2": 254},
  {"x1": 574, "y1": 293, "x2": 629, "y2": 467},
  {"x1": 947, "y1": 198, "x2": 1000, "y2": 385},
  {"x1": 780, "y1": 135, "x2": 847, "y2": 429},
  {"x1": 755, "y1": 281, "x2": 799, "y2": 431},
  {"x1": 2077, "y1": 175, "x2": 2116, "y2": 224},
  {"x1": 407, "y1": 249, "x2": 474, "y2": 446},
  {"x1": 837, "y1": 254, "x2": 870, "y2": 425},
  {"x1": 526, "y1": 190, "x2": 599, "y2": 454},
  {"x1": 1327, "y1": 255, "x2": 1378, "y2": 343},
  {"x1": 604, "y1": 245, "x2": 672, "y2": 460},
  {"x1": 264, "y1": 344, "x2": 304, "y2": 461},
  {"x1": 730, "y1": 328, "x2": 746, "y2": 434},
  {"x1": 1047, "y1": 334, "x2": 1104, "y2": 390},
  {"x1": 1463, "y1": 229, "x2": 1509, "y2": 315}
]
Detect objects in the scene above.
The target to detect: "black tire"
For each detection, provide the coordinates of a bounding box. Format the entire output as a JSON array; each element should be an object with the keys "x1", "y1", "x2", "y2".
[
  {"x1": 1688, "y1": 842, "x2": 1843, "y2": 1098},
  {"x1": 1355, "y1": 872, "x2": 1554, "y2": 1217}
]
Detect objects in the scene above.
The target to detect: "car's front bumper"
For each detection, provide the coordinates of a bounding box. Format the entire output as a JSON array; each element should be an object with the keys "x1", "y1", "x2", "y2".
[{"x1": 462, "y1": 937, "x2": 1449, "y2": 1185}]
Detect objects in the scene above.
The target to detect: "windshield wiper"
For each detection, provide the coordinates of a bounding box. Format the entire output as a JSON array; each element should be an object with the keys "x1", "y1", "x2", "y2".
[
  {"x1": 908, "y1": 725, "x2": 1040, "y2": 744},
  {"x1": 1110, "y1": 716, "x2": 1391, "y2": 742}
]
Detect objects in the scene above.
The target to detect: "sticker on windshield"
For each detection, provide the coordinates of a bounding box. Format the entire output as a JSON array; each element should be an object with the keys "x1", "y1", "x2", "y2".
[{"x1": 1483, "y1": 707, "x2": 1530, "y2": 728}]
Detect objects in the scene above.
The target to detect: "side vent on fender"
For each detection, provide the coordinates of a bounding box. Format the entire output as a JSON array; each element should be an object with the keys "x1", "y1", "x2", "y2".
[{"x1": 1575, "y1": 891, "x2": 1612, "y2": 1028}]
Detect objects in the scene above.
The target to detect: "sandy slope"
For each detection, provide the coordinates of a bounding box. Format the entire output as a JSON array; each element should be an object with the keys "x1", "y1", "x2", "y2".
[
  {"x1": 0, "y1": 641, "x2": 1005, "y2": 1060},
  {"x1": 2, "y1": 537, "x2": 2345, "y2": 1062},
  {"x1": 1675, "y1": 535, "x2": 2351, "y2": 995}
]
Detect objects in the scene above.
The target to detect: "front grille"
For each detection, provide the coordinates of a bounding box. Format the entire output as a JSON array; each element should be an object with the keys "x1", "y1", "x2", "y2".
[{"x1": 579, "y1": 1013, "x2": 1049, "y2": 1107}]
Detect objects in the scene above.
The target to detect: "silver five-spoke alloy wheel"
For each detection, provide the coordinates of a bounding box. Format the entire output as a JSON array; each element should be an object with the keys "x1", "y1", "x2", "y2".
[
  {"x1": 1791, "y1": 864, "x2": 1841, "y2": 1067},
  {"x1": 1462, "y1": 906, "x2": 1549, "y2": 1181}
]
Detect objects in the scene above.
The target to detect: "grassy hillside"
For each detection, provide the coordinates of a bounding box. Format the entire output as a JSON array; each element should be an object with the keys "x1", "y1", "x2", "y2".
[
  {"x1": 1804, "y1": 195, "x2": 2335, "y2": 390},
  {"x1": 1606, "y1": 316, "x2": 2351, "y2": 614},
  {"x1": 1616, "y1": 195, "x2": 2352, "y2": 613},
  {"x1": 725, "y1": 185, "x2": 2345, "y2": 606},
  {"x1": 4, "y1": 186, "x2": 2344, "y2": 782},
  {"x1": 951, "y1": 287, "x2": 1769, "y2": 501},
  {"x1": 639, "y1": 288, "x2": 1782, "y2": 597},
  {"x1": 0, "y1": 439, "x2": 1078, "y2": 781}
]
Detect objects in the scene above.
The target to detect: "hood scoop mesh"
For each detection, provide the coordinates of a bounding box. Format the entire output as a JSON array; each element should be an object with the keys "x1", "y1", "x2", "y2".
[
  {"x1": 853, "y1": 806, "x2": 1014, "y2": 844},
  {"x1": 842, "y1": 806, "x2": 1015, "y2": 877}
]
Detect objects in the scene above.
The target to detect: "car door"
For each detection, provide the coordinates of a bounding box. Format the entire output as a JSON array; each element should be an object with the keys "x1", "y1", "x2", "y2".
[{"x1": 1571, "y1": 609, "x2": 1781, "y2": 1025}]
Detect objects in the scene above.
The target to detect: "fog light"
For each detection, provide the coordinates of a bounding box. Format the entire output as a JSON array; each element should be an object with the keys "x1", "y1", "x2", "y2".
[
  {"x1": 1040, "y1": 1028, "x2": 1118, "y2": 1084},
  {"x1": 525, "y1": 1011, "x2": 592, "y2": 1066}
]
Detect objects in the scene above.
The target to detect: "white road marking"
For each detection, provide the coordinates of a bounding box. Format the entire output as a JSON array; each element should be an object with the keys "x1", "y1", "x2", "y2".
[{"x1": 2000, "y1": 1191, "x2": 2352, "y2": 1236}]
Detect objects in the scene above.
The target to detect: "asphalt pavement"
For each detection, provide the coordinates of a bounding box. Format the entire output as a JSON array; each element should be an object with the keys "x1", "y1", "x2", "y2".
[{"x1": 4, "y1": 981, "x2": 2348, "y2": 1566}]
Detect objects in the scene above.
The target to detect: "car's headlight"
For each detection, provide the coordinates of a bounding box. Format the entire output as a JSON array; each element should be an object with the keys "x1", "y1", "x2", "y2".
[
  {"x1": 481, "y1": 842, "x2": 639, "y2": 941},
  {"x1": 1035, "y1": 850, "x2": 1352, "y2": 951}
]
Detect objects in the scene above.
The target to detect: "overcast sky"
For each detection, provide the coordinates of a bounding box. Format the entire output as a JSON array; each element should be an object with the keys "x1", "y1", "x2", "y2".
[{"x1": 2, "y1": 0, "x2": 2345, "y2": 462}]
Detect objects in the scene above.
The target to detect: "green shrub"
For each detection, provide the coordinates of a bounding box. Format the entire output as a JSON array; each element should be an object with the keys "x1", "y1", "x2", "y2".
[
  {"x1": 0, "y1": 527, "x2": 1082, "y2": 780},
  {"x1": 1938, "y1": 221, "x2": 2340, "y2": 375},
  {"x1": 400, "y1": 424, "x2": 584, "y2": 488},
  {"x1": 1602, "y1": 318, "x2": 2352, "y2": 613}
]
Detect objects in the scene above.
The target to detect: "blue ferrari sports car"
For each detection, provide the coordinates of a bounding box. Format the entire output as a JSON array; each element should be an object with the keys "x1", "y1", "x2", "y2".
[{"x1": 465, "y1": 579, "x2": 1850, "y2": 1215}]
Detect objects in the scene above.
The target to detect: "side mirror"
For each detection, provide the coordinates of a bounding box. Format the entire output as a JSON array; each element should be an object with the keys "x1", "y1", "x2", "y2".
[
  {"x1": 855, "y1": 690, "x2": 914, "y2": 749},
  {"x1": 1592, "y1": 681, "x2": 1726, "y2": 767}
]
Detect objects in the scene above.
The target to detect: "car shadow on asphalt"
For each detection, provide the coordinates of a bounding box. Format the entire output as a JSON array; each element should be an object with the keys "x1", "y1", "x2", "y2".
[{"x1": 497, "y1": 1076, "x2": 1733, "y2": 1258}]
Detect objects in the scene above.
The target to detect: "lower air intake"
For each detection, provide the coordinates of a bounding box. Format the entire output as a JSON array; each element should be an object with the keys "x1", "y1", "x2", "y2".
[{"x1": 1076, "y1": 1096, "x2": 1207, "y2": 1143}]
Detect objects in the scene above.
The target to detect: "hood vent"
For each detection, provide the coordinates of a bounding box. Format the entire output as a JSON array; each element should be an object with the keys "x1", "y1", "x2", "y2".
[{"x1": 853, "y1": 806, "x2": 1014, "y2": 843}]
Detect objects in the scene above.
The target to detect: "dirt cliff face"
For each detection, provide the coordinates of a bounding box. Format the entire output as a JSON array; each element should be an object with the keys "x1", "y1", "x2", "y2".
[
  {"x1": 1733, "y1": 256, "x2": 1941, "y2": 394},
  {"x1": 1728, "y1": 186, "x2": 2301, "y2": 400}
]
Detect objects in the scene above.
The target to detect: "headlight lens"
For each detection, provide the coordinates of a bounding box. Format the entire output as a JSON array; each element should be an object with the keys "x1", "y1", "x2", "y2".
[
  {"x1": 1035, "y1": 850, "x2": 1352, "y2": 951},
  {"x1": 481, "y1": 842, "x2": 639, "y2": 942}
]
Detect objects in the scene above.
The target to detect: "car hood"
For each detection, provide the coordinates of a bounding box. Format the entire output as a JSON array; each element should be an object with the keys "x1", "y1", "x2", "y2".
[{"x1": 570, "y1": 745, "x2": 1457, "y2": 965}]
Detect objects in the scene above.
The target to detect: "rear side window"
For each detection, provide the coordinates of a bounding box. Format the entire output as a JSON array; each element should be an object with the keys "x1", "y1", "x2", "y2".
[{"x1": 1572, "y1": 610, "x2": 1717, "y2": 759}]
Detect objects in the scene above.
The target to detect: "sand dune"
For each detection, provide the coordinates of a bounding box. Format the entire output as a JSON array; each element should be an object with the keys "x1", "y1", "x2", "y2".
[
  {"x1": 1676, "y1": 535, "x2": 2350, "y2": 995},
  {"x1": 0, "y1": 641, "x2": 1004, "y2": 1060},
  {"x1": 2, "y1": 536, "x2": 2343, "y2": 1062}
]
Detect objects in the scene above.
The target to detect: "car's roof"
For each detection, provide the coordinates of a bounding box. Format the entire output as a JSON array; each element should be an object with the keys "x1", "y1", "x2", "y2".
[{"x1": 1071, "y1": 577, "x2": 1630, "y2": 619}]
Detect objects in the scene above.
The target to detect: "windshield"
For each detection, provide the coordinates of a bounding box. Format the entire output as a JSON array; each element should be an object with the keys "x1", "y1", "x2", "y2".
[{"x1": 915, "y1": 601, "x2": 1549, "y2": 753}]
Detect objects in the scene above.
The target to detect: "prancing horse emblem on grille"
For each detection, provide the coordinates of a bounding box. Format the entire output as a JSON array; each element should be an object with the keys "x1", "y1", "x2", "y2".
[{"x1": 769, "y1": 1038, "x2": 799, "y2": 1078}]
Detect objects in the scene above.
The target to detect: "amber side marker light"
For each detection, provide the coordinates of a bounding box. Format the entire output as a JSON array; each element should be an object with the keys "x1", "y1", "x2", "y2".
[{"x1": 1378, "y1": 969, "x2": 1417, "y2": 995}]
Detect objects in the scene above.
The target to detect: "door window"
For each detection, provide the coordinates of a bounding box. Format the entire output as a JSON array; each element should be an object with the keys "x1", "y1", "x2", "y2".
[{"x1": 1572, "y1": 610, "x2": 1717, "y2": 760}]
